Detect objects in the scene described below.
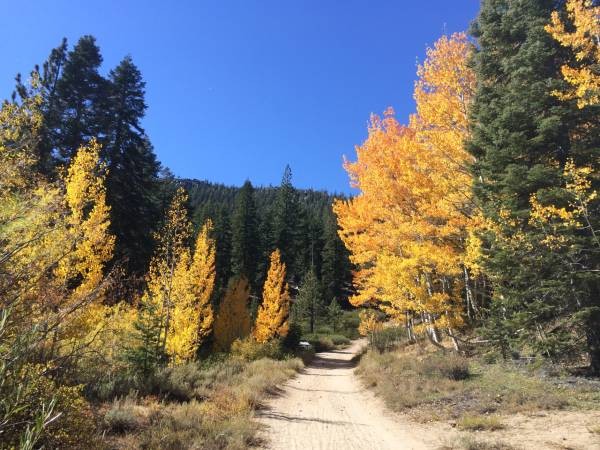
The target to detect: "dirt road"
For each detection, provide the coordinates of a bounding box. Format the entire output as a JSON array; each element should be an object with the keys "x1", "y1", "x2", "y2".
[{"x1": 258, "y1": 340, "x2": 428, "y2": 450}]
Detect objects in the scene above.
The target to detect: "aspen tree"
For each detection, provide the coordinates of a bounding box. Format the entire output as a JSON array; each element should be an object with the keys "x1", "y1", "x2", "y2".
[
  {"x1": 334, "y1": 34, "x2": 477, "y2": 346},
  {"x1": 213, "y1": 277, "x2": 252, "y2": 351},
  {"x1": 546, "y1": 0, "x2": 600, "y2": 108},
  {"x1": 254, "y1": 249, "x2": 290, "y2": 343}
]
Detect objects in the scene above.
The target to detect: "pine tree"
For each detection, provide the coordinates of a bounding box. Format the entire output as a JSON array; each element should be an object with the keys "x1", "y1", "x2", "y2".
[
  {"x1": 321, "y1": 210, "x2": 351, "y2": 305},
  {"x1": 256, "y1": 206, "x2": 276, "y2": 289},
  {"x1": 254, "y1": 249, "x2": 290, "y2": 342},
  {"x1": 54, "y1": 36, "x2": 109, "y2": 161},
  {"x1": 327, "y1": 298, "x2": 343, "y2": 332},
  {"x1": 468, "y1": 0, "x2": 600, "y2": 366},
  {"x1": 230, "y1": 180, "x2": 259, "y2": 287},
  {"x1": 126, "y1": 295, "x2": 165, "y2": 377},
  {"x1": 14, "y1": 38, "x2": 68, "y2": 176},
  {"x1": 105, "y1": 56, "x2": 160, "y2": 275},
  {"x1": 294, "y1": 268, "x2": 323, "y2": 333},
  {"x1": 213, "y1": 277, "x2": 252, "y2": 351},
  {"x1": 273, "y1": 165, "x2": 306, "y2": 280}
]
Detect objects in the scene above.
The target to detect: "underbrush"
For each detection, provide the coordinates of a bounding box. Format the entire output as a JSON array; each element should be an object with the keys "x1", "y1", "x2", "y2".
[
  {"x1": 441, "y1": 436, "x2": 517, "y2": 450},
  {"x1": 101, "y1": 355, "x2": 303, "y2": 449},
  {"x1": 303, "y1": 333, "x2": 351, "y2": 352},
  {"x1": 456, "y1": 415, "x2": 504, "y2": 431},
  {"x1": 357, "y1": 345, "x2": 598, "y2": 424}
]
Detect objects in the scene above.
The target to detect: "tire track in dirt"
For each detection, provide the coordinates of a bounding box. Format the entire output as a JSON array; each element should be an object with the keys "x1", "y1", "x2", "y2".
[{"x1": 257, "y1": 340, "x2": 429, "y2": 450}]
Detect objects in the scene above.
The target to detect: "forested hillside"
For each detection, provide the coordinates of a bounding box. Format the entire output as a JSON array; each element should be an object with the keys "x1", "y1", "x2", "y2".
[{"x1": 182, "y1": 176, "x2": 352, "y2": 300}]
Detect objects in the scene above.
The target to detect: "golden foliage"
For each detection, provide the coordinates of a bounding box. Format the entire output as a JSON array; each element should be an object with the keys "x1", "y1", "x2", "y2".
[
  {"x1": 167, "y1": 219, "x2": 216, "y2": 363},
  {"x1": 254, "y1": 249, "x2": 290, "y2": 343},
  {"x1": 546, "y1": 0, "x2": 600, "y2": 107},
  {"x1": 189, "y1": 220, "x2": 217, "y2": 347},
  {"x1": 0, "y1": 81, "x2": 43, "y2": 192},
  {"x1": 1, "y1": 128, "x2": 115, "y2": 354},
  {"x1": 529, "y1": 159, "x2": 599, "y2": 249},
  {"x1": 358, "y1": 310, "x2": 382, "y2": 337},
  {"x1": 213, "y1": 277, "x2": 252, "y2": 352},
  {"x1": 58, "y1": 139, "x2": 115, "y2": 299},
  {"x1": 334, "y1": 33, "x2": 478, "y2": 334},
  {"x1": 142, "y1": 187, "x2": 206, "y2": 363}
]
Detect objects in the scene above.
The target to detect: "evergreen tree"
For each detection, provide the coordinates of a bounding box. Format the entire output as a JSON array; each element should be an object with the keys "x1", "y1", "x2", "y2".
[
  {"x1": 327, "y1": 298, "x2": 343, "y2": 332},
  {"x1": 213, "y1": 205, "x2": 233, "y2": 296},
  {"x1": 105, "y1": 56, "x2": 160, "y2": 274},
  {"x1": 126, "y1": 296, "x2": 165, "y2": 377},
  {"x1": 54, "y1": 35, "x2": 109, "y2": 161},
  {"x1": 256, "y1": 206, "x2": 276, "y2": 289},
  {"x1": 273, "y1": 165, "x2": 306, "y2": 280},
  {"x1": 14, "y1": 38, "x2": 68, "y2": 176},
  {"x1": 468, "y1": 0, "x2": 600, "y2": 368},
  {"x1": 230, "y1": 180, "x2": 259, "y2": 287},
  {"x1": 321, "y1": 210, "x2": 351, "y2": 306},
  {"x1": 294, "y1": 268, "x2": 323, "y2": 333}
]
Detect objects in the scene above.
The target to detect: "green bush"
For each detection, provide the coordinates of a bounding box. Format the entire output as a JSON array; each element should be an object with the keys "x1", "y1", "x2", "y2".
[
  {"x1": 316, "y1": 325, "x2": 334, "y2": 335},
  {"x1": 329, "y1": 334, "x2": 351, "y2": 346},
  {"x1": 341, "y1": 310, "x2": 361, "y2": 339},
  {"x1": 231, "y1": 337, "x2": 282, "y2": 362},
  {"x1": 304, "y1": 334, "x2": 335, "y2": 352}
]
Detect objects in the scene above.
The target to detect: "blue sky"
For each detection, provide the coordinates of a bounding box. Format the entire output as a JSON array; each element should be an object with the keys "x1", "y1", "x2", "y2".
[{"x1": 0, "y1": 1, "x2": 480, "y2": 193}]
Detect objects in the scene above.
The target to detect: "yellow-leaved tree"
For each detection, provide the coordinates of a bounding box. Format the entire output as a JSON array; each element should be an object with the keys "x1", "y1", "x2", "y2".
[
  {"x1": 141, "y1": 187, "x2": 193, "y2": 362},
  {"x1": 167, "y1": 219, "x2": 216, "y2": 362},
  {"x1": 55, "y1": 139, "x2": 116, "y2": 342},
  {"x1": 0, "y1": 88, "x2": 116, "y2": 447},
  {"x1": 254, "y1": 249, "x2": 290, "y2": 342},
  {"x1": 546, "y1": 0, "x2": 600, "y2": 108},
  {"x1": 334, "y1": 33, "x2": 478, "y2": 348},
  {"x1": 213, "y1": 276, "x2": 252, "y2": 351}
]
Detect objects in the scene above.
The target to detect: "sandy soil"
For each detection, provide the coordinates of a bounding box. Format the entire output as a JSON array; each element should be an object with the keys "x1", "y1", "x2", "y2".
[
  {"x1": 258, "y1": 340, "x2": 600, "y2": 450},
  {"x1": 257, "y1": 340, "x2": 429, "y2": 450}
]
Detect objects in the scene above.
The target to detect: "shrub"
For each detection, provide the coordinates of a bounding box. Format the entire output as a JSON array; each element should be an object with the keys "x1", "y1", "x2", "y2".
[
  {"x1": 457, "y1": 415, "x2": 505, "y2": 431},
  {"x1": 329, "y1": 334, "x2": 351, "y2": 346},
  {"x1": 103, "y1": 356, "x2": 304, "y2": 449},
  {"x1": 282, "y1": 322, "x2": 302, "y2": 350},
  {"x1": 231, "y1": 337, "x2": 282, "y2": 361},
  {"x1": 104, "y1": 394, "x2": 143, "y2": 433},
  {"x1": 456, "y1": 436, "x2": 516, "y2": 450},
  {"x1": 304, "y1": 334, "x2": 335, "y2": 352},
  {"x1": 341, "y1": 310, "x2": 361, "y2": 339},
  {"x1": 0, "y1": 364, "x2": 98, "y2": 450},
  {"x1": 296, "y1": 347, "x2": 316, "y2": 364},
  {"x1": 427, "y1": 353, "x2": 470, "y2": 380},
  {"x1": 371, "y1": 326, "x2": 406, "y2": 352},
  {"x1": 316, "y1": 325, "x2": 334, "y2": 335}
]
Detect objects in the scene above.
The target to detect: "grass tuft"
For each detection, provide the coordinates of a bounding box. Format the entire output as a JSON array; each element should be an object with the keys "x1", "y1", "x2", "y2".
[{"x1": 457, "y1": 415, "x2": 505, "y2": 431}]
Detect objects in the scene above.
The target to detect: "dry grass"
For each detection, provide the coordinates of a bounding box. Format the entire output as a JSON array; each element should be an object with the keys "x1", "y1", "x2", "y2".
[
  {"x1": 588, "y1": 425, "x2": 600, "y2": 435},
  {"x1": 456, "y1": 415, "x2": 505, "y2": 431},
  {"x1": 102, "y1": 357, "x2": 303, "y2": 449},
  {"x1": 440, "y1": 435, "x2": 518, "y2": 450},
  {"x1": 356, "y1": 345, "x2": 596, "y2": 425}
]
